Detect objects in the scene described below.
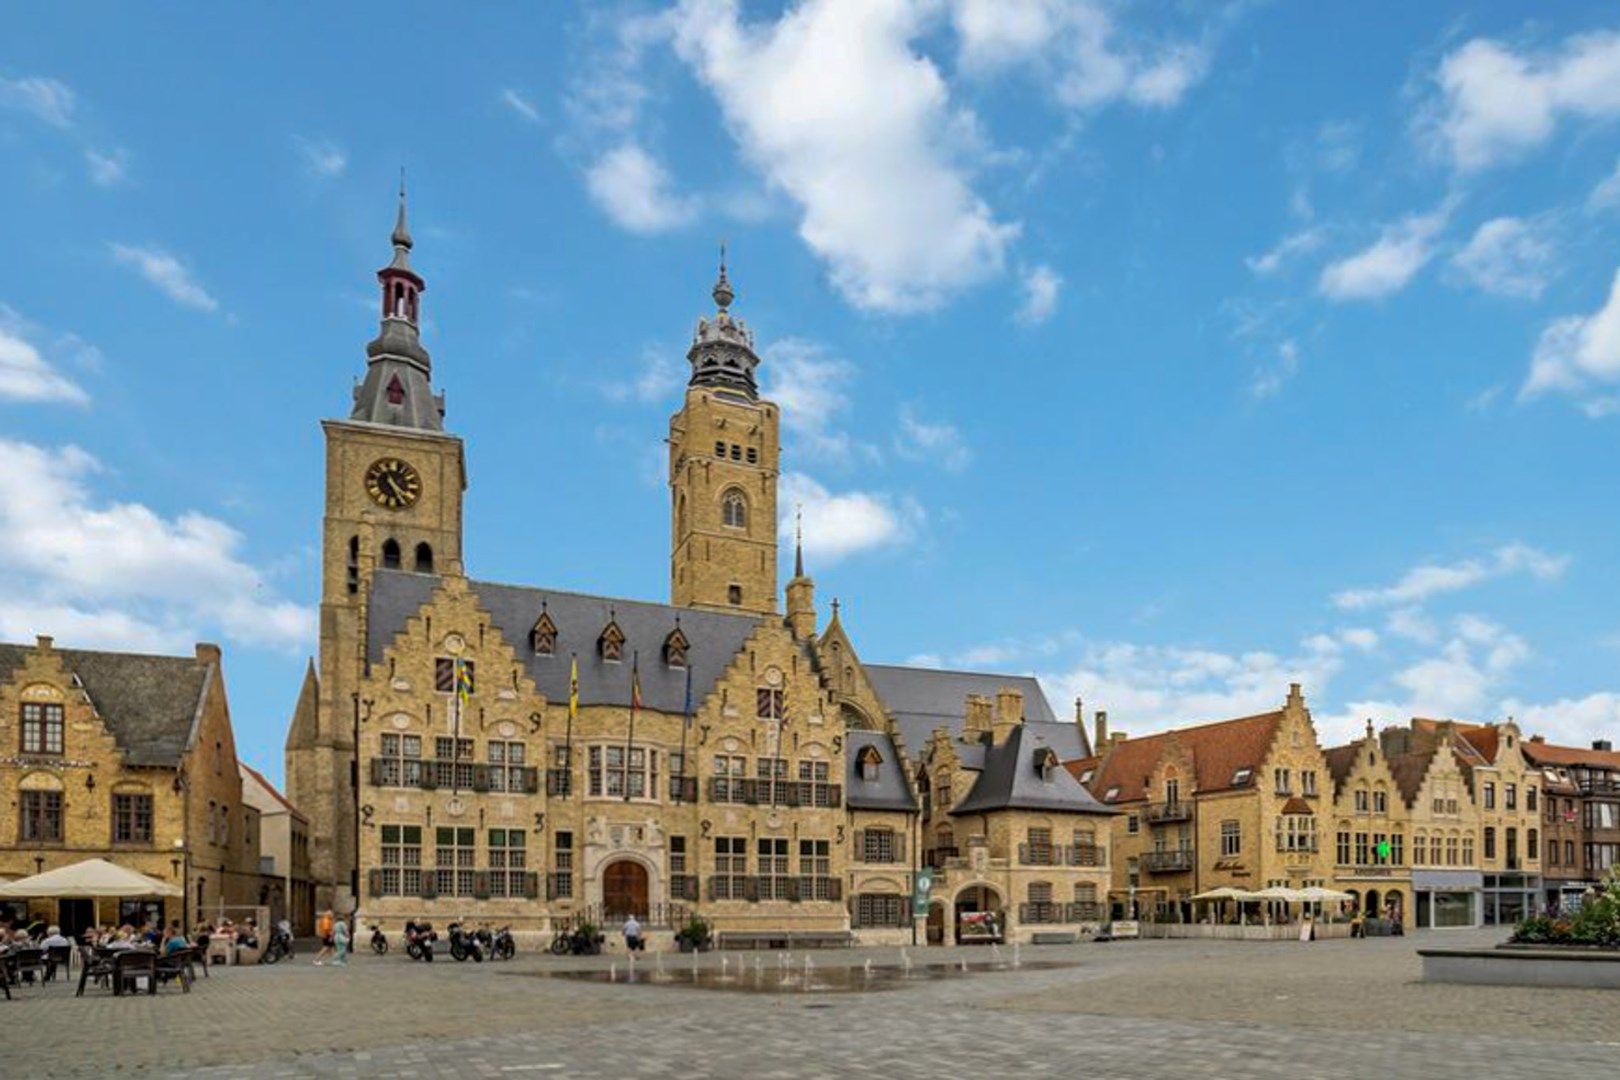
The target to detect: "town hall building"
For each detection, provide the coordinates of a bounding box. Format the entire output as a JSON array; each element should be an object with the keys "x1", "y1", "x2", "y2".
[{"x1": 284, "y1": 193, "x2": 1104, "y2": 946}]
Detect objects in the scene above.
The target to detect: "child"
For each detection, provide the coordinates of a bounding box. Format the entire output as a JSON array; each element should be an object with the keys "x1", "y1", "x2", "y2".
[{"x1": 332, "y1": 915, "x2": 350, "y2": 967}]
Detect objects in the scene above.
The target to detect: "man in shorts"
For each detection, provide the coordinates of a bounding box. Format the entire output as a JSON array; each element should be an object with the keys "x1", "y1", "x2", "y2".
[{"x1": 313, "y1": 909, "x2": 336, "y2": 966}]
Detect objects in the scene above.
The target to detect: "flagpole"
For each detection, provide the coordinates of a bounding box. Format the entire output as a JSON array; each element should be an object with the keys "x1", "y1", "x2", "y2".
[
  {"x1": 677, "y1": 662, "x2": 692, "y2": 805},
  {"x1": 624, "y1": 652, "x2": 638, "y2": 803}
]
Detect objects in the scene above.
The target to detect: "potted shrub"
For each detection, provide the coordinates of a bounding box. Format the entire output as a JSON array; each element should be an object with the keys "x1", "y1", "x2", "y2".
[
  {"x1": 1511, "y1": 870, "x2": 1620, "y2": 948},
  {"x1": 675, "y1": 916, "x2": 712, "y2": 953}
]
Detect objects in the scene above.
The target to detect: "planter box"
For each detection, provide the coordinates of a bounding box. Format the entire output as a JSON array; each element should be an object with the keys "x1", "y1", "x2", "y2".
[{"x1": 1419, "y1": 947, "x2": 1620, "y2": 989}]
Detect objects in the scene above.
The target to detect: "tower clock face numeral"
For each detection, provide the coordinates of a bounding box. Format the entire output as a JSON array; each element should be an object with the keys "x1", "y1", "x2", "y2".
[{"x1": 365, "y1": 457, "x2": 422, "y2": 510}]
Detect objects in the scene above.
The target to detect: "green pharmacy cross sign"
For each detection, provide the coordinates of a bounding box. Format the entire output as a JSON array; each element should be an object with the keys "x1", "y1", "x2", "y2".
[{"x1": 1375, "y1": 839, "x2": 1392, "y2": 863}]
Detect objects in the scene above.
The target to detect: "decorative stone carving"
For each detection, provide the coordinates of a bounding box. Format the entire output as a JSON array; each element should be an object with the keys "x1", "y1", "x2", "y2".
[{"x1": 443, "y1": 633, "x2": 466, "y2": 654}]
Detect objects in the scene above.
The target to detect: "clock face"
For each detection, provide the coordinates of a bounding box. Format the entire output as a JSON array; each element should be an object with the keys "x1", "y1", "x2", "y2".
[{"x1": 365, "y1": 457, "x2": 422, "y2": 510}]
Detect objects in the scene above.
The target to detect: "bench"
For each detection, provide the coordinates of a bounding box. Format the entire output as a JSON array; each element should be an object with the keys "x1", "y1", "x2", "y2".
[
  {"x1": 716, "y1": 931, "x2": 855, "y2": 951},
  {"x1": 1030, "y1": 931, "x2": 1078, "y2": 945}
]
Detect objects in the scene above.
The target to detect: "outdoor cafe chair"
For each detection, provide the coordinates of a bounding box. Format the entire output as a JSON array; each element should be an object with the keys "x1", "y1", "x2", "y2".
[
  {"x1": 112, "y1": 950, "x2": 157, "y2": 996},
  {"x1": 44, "y1": 944, "x2": 72, "y2": 983},
  {"x1": 75, "y1": 948, "x2": 116, "y2": 997},
  {"x1": 153, "y1": 949, "x2": 192, "y2": 993},
  {"x1": 8, "y1": 948, "x2": 46, "y2": 987}
]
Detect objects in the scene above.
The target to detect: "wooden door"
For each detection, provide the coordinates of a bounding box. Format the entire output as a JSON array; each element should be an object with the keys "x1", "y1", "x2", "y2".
[{"x1": 602, "y1": 860, "x2": 649, "y2": 919}]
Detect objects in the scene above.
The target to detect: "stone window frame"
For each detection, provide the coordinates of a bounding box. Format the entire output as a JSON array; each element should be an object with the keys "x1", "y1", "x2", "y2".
[
  {"x1": 487, "y1": 828, "x2": 527, "y2": 898},
  {"x1": 111, "y1": 790, "x2": 155, "y2": 846},
  {"x1": 720, "y1": 487, "x2": 748, "y2": 530},
  {"x1": 587, "y1": 743, "x2": 659, "y2": 800},
  {"x1": 379, "y1": 824, "x2": 423, "y2": 896},
  {"x1": 19, "y1": 786, "x2": 64, "y2": 844},
  {"x1": 435, "y1": 826, "x2": 476, "y2": 897},
  {"x1": 19, "y1": 702, "x2": 64, "y2": 756},
  {"x1": 1220, "y1": 819, "x2": 1241, "y2": 858}
]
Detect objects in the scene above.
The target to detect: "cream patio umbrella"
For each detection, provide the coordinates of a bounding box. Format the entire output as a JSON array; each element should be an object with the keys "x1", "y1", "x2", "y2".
[{"x1": 0, "y1": 858, "x2": 182, "y2": 929}]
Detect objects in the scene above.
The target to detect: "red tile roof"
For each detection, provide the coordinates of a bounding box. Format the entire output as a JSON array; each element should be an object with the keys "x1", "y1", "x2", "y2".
[
  {"x1": 239, "y1": 762, "x2": 304, "y2": 820},
  {"x1": 1521, "y1": 740, "x2": 1620, "y2": 770},
  {"x1": 1063, "y1": 710, "x2": 1282, "y2": 803}
]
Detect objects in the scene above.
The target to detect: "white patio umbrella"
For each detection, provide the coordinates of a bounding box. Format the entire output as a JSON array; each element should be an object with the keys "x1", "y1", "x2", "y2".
[
  {"x1": 1297, "y1": 886, "x2": 1354, "y2": 902},
  {"x1": 0, "y1": 857, "x2": 182, "y2": 928}
]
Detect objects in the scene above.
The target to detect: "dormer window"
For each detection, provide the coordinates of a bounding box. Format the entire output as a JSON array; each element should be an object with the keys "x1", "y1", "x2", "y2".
[
  {"x1": 663, "y1": 626, "x2": 689, "y2": 668},
  {"x1": 1079, "y1": 768, "x2": 1095, "y2": 784},
  {"x1": 1035, "y1": 747, "x2": 1059, "y2": 782},
  {"x1": 1104, "y1": 786, "x2": 1120, "y2": 802},
  {"x1": 531, "y1": 610, "x2": 558, "y2": 656},
  {"x1": 857, "y1": 745, "x2": 883, "y2": 782},
  {"x1": 598, "y1": 619, "x2": 625, "y2": 663},
  {"x1": 1232, "y1": 768, "x2": 1252, "y2": 787}
]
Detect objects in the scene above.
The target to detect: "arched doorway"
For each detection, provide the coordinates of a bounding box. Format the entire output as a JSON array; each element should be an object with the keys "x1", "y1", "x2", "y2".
[
  {"x1": 926, "y1": 900, "x2": 947, "y2": 945},
  {"x1": 952, "y1": 885, "x2": 1004, "y2": 944},
  {"x1": 1365, "y1": 889, "x2": 1381, "y2": 920},
  {"x1": 602, "y1": 860, "x2": 649, "y2": 921}
]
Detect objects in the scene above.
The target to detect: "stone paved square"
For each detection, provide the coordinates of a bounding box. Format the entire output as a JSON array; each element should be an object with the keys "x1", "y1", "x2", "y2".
[{"x1": 7, "y1": 931, "x2": 1617, "y2": 1078}]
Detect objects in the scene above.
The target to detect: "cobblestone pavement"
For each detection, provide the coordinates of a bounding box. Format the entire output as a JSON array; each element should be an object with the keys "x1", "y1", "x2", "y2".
[{"x1": 10, "y1": 930, "x2": 1618, "y2": 1078}]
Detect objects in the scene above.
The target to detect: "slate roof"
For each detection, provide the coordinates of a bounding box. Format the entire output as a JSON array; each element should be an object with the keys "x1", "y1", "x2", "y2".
[
  {"x1": 1323, "y1": 744, "x2": 1361, "y2": 792},
  {"x1": 951, "y1": 725, "x2": 1114, "y2": 816},
  {"x1": 0, "y1": 642, "x2": 210, "y2": 768},
  {"x1": 1066, "y1": 710, "x2": 1283, "y2": 804},
  {"x1": 1386, "y1": 751, "x2": 1437, "y2": 807},
  {"x1": 366, "y1": 571, "x2": 776, "y2": 715},
  {"x1": 862, "y1": 664, "x2": 1084, "y2": 759},
  {"x1": 844, "y1": 730, "x2": 917, "y2": 811}
]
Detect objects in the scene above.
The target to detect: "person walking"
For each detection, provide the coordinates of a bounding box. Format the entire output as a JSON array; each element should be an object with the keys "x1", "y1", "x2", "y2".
[
  {"x1": 622, "y1": 914, "x2": 643, "y2": 953},
  {"x1": 313, "y1": 909, "x2": 335, "y2": 966},
  {"x1": 332, "y1": 916, "x2": 350, "y2": 967}
]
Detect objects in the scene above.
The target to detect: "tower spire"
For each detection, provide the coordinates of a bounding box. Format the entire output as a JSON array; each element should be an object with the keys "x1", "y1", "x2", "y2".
[
  {"x1": 794, "y1": 505, "x2": 804, "y2": 579},
  {"x1": 350, "y1": 181, "x2": 444, "y2": 431},
  {"x1": 687, "y1": 247, "x2": 760, "y2": 399}
]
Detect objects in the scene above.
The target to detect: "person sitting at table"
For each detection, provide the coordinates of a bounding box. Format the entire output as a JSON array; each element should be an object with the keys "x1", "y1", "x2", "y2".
[
  {"x1": 41, "y1": 925, "x2": 70, "y2": 950},
  {"x1": 162, "y1": 926, "x2": 189, "y2": 955}
]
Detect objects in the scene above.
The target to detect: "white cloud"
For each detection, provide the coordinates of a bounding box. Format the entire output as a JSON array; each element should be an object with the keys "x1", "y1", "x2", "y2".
[
  {"x1": 1318, "y1": 201, "x2": 1453, "y2": 301},
  {"x1": 585, "y1": 142, "x2": 698, "y2": 233},
  {"x1": 1314, "y1": 119, "x2": 1362, "y2": 173},
  {"x1": 950, "y1": 0, "x2": 1212, "y2": 110},
  {"x1": 1448, "y1": 215, "x2": 1556, "y2": 299},
  {"x1": 779, "y1": 471, "x2": 920, "y2": 563},
  {"x1": 501, "y1": 88, "x2": 542, "y2": 124},
  {"x1": 108, "y1": 243, "x2": 219, "y2": 312},
  {"x1": 1246, "y1": 227, "x2": 1325, "y2": 276},
  {"x1": 0, "y1": 307, "x2": 90, "y2": 406},
  {"x1": 0, "y1": 75, "x2": 75, "y2": 127},
  {"x1": 1589, "y1": 156, "x2": 1620, "y2": 211},
  {"x1": 671, "y1": 0, "x2": 1018, "y2": 313},
  {"x1": 894, "y1": 403, "x2": 971, "y2": 471},
  {"x1": 1249, "y1": 338, "x2": 1300, "y2": 400},
  {"x1": 1040, "y1": 632, "x2": 1346, "y2": 738},
  {"x1": 1015, "y1": 263, "x2": 1062, "y2": 325},
  {"x1": 1503, "y1": 691, "x2": 1620, "y2": 748},
  {"x1": 1522, "y1": 266, "x2": 1620, "y2": 405},
  {"x1": 84, "y1": 147, "x2": 127, "y2": 187},
  {"x1": 0, "y1": 439, "x2": 312, "y2": 653},
  {"x1": 763, "y1": 337, "x2": 858, "y2": 460},
  {"x1": 293, "y1": 136, "x2": 347, "y2": 179},
  {"x1": 1423, "y1": 30, "x2": 1620, "y2": 171},
  {"x1": 1333, "y1": 542, "x2": 1568, "y2": 610},
  {"x1": 602, "y1": 345, "x2": 685, "y2": 405}
]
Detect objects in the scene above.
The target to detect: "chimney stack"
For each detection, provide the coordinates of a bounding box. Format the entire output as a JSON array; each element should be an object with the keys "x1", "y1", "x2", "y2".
[
  {"x1": 35, "y1": 634, "x2": 54, "y2": 651},
  {"x1": 992, "y1": 687, "x2": 1023, "y2": 745},
  {"x1": 195, "y1": 642, "x2": 222, "y2": 666},
  {"x1": 1595, "y1": 739, "x2": 1614, "y2": 753},
  {"x1": 1094, "y1": 709, "x2": 1109, "y2": 750},
  {"x1": 964, "y1": 694, "x2": 992, "y2": 741}
]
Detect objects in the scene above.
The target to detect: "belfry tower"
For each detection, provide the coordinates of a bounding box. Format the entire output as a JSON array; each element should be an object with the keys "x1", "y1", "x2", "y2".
[
  {"x1": 286, "y1": 183, "x2": 466, "y2": 913},
  {"x1": 668, "y1": 255, "x2": 781, "y2": 615}
]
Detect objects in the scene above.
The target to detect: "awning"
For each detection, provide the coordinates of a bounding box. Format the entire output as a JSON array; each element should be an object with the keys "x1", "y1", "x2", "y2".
[{"x1": 0, "y1": 858, "x2": 182, "y2": 899}]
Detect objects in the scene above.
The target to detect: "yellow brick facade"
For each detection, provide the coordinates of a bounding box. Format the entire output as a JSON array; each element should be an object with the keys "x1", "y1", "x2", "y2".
[{"x1": 0, "y1": 638, "x2": 263, "y2": 933}]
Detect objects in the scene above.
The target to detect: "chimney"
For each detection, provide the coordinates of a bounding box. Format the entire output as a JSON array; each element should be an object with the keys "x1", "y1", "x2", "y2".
[
  {"x1": 963, "y1": 694, "x2": 992, "y2": 741},
  {"x1": 1286, "y1": 682, "x2": 1304, "y2": 711},
  {"x1": 1595, "y1": 740, "x2": 1614, "y2": 753},
  {"x1": 195, "y1": 642, "x2": 222, "y2": 666},
  {"x1": 1094, "y1": 709, "x2": 1109, "y2": 750},
  {"x1": 35, "y1": 634, "x2": 54, "y2": 652},
  {"x1": 992, "y1": 687, "x2": 1023, "y2": 745},
  {"x1": 1529, "y1": 735, "x2": 1545, "y2": 744}
]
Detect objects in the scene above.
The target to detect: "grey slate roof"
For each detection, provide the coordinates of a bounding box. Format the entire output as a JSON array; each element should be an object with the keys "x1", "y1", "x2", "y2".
[
  {"x1": 863, "y1": 663, "x2": 1087, "y2": 760},
  {"x1": 366, "y1": 571, "x2": 773, "y2": 714},
  {"x1": 950, "y1": 725, "x2": 1114, "y2": 817},
  {"x1": 0, "y1": 643, "x2": 209, "y2": 767},
  {"x1": 845, "y1": 729, "x2": 917, "y2": 811}
]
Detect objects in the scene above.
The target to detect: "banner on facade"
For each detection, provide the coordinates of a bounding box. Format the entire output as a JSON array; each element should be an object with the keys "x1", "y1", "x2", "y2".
[{"x1": 912, "y1": 869, "x2": 933, "y2": 917}]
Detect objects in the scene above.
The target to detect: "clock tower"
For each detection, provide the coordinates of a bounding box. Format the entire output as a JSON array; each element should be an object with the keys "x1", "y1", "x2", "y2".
[
  {"x1": 669, "y1": 256, "x2": 780, "y2": 615},
  {"x1": 287, "y1": 183, "x2": 466, "y2": 913}
]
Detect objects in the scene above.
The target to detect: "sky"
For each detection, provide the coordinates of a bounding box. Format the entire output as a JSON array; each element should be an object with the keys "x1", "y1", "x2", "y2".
[{"x1": 3, "y1": 2, "x2": 1620, "y2": 786}]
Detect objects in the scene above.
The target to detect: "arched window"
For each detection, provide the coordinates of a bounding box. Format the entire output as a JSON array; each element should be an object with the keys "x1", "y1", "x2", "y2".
[
  {"x1": 677, "y1": 494, "x2": 687, "y2": 538},
  {"x1": 857, "y1": 745, "x2": 883, "y2": 782},
  {"x1": 414, "y1": 542, "x2": 434, "y2": 573},
  {"x1": 721, "y1": 489, "x2": 747, "y2": 529},
  {"x1": 381, "y1": 539, "x2": 401, "y2": 570}
]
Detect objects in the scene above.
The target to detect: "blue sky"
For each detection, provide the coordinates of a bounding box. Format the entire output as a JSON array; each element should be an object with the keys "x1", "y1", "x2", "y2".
[{"x1": 3, "y1": 2, "x2": 1620, "y2": 784}]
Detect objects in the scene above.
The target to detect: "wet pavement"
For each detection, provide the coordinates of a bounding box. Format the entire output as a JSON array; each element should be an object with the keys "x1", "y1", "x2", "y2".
[{"x1": 527, "y1": 955, "x2": 1078, "y2": 993}]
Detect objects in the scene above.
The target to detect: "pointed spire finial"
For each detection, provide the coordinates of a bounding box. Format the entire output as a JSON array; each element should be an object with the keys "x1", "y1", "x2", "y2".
[
  {"x1": 392, "y1": 168, "x2": 413, "y2": 250},
  {"x1": 712, "y1": 240, "x2": 734, "y2": 311},
  {"x1": 794, "y1": 504, "x2": 804, "y2": 578}
]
